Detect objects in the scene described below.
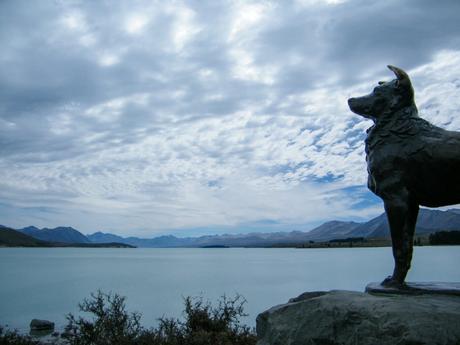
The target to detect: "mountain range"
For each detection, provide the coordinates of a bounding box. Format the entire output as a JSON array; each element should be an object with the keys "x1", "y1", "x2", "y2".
[
  {"x1": 0, "y1": 226, "x2": 134, "y2": 248},
  {"x1": 2, "y1": 208, "x2": 460, "y2": 248},
  {"x1": 19, "y1": 226, "x2": 91, "y2": 244}
]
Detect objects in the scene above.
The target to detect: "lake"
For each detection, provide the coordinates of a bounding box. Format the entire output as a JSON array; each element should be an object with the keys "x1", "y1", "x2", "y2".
[{"x1": 1, "y1": 246, "x2": 459, "y2": 332}]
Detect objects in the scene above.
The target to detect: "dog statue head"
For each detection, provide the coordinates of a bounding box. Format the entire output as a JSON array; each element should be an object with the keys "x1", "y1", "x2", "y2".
[{"x1": 348, "y1": 65, "x2": 415, "y2": 121}]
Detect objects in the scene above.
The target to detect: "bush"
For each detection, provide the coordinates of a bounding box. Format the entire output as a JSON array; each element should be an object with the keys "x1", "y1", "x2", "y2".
[
  {"x1": 63, "y1": 291, "x2": 256, "y2": 345},
  {"x1": 63, "y1": 291, "x2": 142, "y2": 345},
  {"x1": 0, "y1": 327, "x2": 40, "y2": 345},
  {"x1": 176, "y1": 294, "x2": 255, "y2": 345}
]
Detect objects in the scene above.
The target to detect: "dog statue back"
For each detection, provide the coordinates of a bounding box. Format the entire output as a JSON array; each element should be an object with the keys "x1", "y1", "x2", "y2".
[{"x1": 348, "y1": 65, "x2": 460, "y2": 286}]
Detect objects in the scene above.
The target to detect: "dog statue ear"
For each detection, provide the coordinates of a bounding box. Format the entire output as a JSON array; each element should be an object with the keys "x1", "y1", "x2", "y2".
[
  {"x1": 387, "y1": 65, "x2": 411, "y2": 87},
  {"x1": 387, "y1": 65, "x2": 414, "y2": 100}
]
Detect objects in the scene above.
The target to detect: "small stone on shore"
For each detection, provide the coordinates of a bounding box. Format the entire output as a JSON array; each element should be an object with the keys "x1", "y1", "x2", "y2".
[{"x1": 30, "y1": 319, "x2": 55, "y2": 331}]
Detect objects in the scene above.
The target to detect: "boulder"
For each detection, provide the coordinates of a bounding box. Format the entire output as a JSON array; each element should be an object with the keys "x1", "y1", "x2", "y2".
[
  {"x1": 30, "y1": 319, "x2": 55, "y2": 331},
  {"x1": 256, "y1": 290, "x2": 460, "y2": 345}
]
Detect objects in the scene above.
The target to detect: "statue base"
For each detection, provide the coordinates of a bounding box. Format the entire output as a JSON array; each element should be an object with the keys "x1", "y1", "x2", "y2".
[{"x1": 365, "y1": 282, "x2": 460, "y2": 296}]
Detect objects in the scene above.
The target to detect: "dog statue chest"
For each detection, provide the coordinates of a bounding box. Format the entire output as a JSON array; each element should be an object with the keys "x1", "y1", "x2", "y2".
[
  {"x1": 363, "y1": 125, "x2": 420, "y2": 198},
  {"x1": 364, "y1": 127, "x2": 408, "y2": 173}
]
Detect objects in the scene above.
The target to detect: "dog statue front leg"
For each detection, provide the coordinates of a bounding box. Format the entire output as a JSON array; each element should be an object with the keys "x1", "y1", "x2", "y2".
[{"x1": 381, "y1": 193, "x2": 419, "y2": 287}]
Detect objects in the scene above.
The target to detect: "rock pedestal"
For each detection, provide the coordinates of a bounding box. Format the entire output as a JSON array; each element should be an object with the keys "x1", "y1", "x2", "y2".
[
  {"x1": 256, "y1": 290, "x2": 460, "y2": 345},
  {"x1": 366, "y1": 281, "x2": 460, "y2": 296}
]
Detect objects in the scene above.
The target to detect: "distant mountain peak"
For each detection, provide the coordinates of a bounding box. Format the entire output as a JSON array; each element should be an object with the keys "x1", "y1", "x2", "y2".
[
  {"x1": 22, "y1": 226, "x2": 40, "y2": 231},
  {"x1": 18, "y1": 225, "x2": 90, "y2": 244},
  {"x1": 43, "y1": 226, "x2": 77, "y2": 231}
]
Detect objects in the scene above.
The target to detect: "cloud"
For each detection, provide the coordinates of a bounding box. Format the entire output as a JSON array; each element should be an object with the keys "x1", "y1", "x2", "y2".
[{"x1": 0, "y1": 0, "x2": 459, "y2": 235}]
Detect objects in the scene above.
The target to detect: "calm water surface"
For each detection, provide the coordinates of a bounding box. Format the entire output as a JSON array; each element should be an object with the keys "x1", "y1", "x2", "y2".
[{"x1": 1, "y1": 246, "x2": 459, "y2": 332}]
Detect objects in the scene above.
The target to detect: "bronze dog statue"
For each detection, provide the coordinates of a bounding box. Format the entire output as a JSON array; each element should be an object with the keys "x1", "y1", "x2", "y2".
[{"x1": 348, "y1": 65, "x2": 460, "y2": 287}]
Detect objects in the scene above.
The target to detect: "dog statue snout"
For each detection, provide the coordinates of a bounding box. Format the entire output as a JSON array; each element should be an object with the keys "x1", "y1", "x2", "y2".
[
  {"x1": 347, "y1": 97, "x2": 358, "y2": 110},
  {"x1": 347, "y1": 96, "x2": 373, "y2": 119}
]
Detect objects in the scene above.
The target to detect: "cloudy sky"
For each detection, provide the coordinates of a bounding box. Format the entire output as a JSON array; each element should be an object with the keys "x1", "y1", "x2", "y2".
[{"x1": 1, "y1": 0, "x2": 460, "y2": 237}]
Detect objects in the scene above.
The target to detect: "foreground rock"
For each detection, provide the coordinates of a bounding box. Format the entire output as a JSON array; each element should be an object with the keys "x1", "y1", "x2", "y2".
[
  {"x1": 30, "y1": 319, "x2": 55, "y2": 331},
  {"x1": 256, "y1": 290, "x2": 460, "y2": 345}
]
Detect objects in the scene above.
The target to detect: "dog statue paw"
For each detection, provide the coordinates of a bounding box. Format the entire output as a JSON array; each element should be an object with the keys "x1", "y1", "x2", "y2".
[{"x1": 381, "y1": 276, "x2": 406, "y2": 289}]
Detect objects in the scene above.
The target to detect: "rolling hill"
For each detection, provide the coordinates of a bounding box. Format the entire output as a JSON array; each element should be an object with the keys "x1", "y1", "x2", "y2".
[{"x1": 0, "y1": 227, "x2": 49, "y2": 247}]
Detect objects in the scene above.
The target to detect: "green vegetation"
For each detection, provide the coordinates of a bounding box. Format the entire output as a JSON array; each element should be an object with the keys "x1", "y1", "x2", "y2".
[
  {"x1": 429, "y1": 231, "x2": 460, "y2": 245},
  {"x1": 329, "y1": 237, "x2": 365, "y2": 243},
  {"x1": 272, "y1": 235, "x2": 435, "y2": 249},
  {"x1": 273, "y1": 237, "x2": 393, "y2": 248}
]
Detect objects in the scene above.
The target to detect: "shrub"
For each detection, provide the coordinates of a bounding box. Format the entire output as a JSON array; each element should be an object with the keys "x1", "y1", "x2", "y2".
[
  {"x1": 0, "y1": 327, "x2": 40, "y2": 345},
  {"x1": 63, "y1": 291, "x2": 257, "y2": 345},
  {"x1": 63, "y1": 291, "x2": 142, "y2": 345},
  {"x1": 178, "y1": 294, "x2": 256, "y2": 345}
]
